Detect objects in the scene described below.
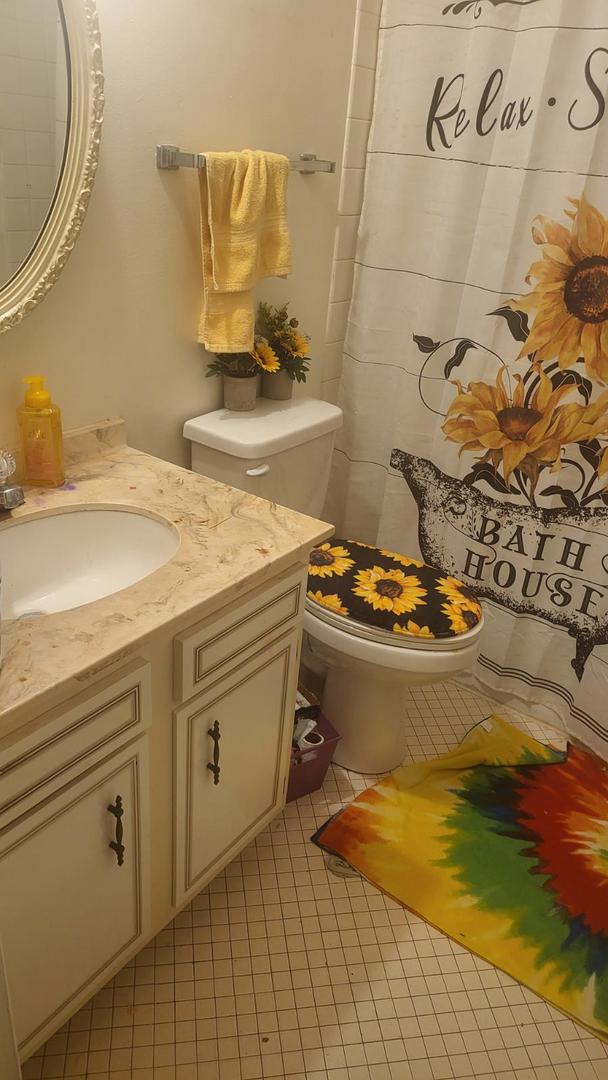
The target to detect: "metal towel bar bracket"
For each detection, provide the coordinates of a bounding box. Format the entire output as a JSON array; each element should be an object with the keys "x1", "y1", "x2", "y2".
[{"x1": 155, "y1": 144, "x2": 335, "y2": 174}]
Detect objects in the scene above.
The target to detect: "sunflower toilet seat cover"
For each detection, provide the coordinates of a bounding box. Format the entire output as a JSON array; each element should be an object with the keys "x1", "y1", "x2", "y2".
[{"x1": 307, "y1": 540, "x2": 482, "y2": 641}]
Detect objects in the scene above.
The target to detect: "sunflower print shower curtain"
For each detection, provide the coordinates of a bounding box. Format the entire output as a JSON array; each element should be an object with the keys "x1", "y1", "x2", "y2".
[{"x1": 327, "y1": 0, "x2": 608, "y2": 756}]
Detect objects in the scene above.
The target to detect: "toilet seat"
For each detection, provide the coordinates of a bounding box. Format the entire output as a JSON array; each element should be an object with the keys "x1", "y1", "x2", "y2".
[
  {"x1": 304, "y1": 603, "x2": 483, "y2": 676},
  {"x1": 304, "y1": 596, "x2": 481, "y2": 653}
]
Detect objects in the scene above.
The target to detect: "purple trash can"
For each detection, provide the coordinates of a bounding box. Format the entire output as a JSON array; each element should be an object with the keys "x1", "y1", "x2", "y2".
[{"x1": 286, "y1": 712, "x2": 341, "y2": 802}]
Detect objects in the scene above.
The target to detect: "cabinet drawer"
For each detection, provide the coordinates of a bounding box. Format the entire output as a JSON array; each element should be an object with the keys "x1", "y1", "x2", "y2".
[
  {"x1": 0, "y1": 659, "x2": 151, "y2": 826},
  {"x1": 0, "y1": 737, "x2": 150, "y2": 1056},
  {"x1": 174, "y1": 565, "x2": 304, "y2": 701}
]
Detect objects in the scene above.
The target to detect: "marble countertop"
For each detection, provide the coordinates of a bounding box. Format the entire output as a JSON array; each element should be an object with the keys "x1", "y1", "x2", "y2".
[{"x1": 0, "y1": 420, "x2": 332, "y2": 733}]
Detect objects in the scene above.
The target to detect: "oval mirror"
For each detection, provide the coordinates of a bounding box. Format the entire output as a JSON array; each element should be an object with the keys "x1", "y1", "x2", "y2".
[{"x1": 0, "y1": 0, "x2": 103, "y2": 333}]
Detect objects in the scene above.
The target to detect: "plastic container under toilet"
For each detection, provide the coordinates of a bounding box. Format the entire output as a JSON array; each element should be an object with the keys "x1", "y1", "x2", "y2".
[{"x1": 286, "y1": 712, "x2": 341, "y2": 802}]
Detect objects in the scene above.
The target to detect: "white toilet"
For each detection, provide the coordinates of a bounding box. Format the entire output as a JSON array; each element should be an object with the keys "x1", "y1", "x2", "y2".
[{"x1": 184, "y1": 398, "x2": 483, "y2": 774}]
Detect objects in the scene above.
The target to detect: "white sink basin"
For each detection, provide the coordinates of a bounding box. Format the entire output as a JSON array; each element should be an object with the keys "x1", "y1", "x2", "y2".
[{"x1": 0, "y1": 507, "x2": 179, "y2": 619}]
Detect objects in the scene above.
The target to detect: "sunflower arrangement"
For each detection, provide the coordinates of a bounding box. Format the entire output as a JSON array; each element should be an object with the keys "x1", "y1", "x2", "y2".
[
  {"x1": 205, "y1": 304, "x2": 301, "y2": 380},
  {"x1": 206, "y1": 352, "x2": 260, "y2": 379},
  {"x1": 254, "y1": 301, "x2": 311, "y2": 383}
]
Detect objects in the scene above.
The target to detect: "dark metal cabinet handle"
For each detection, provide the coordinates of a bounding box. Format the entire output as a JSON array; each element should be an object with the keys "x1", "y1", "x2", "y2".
[
  {"x1": 108, "y1": 795, "x2": 125, "y2": 866},
  {"x1": 207, "y1": 720, "x2": 221, "y2": 785}
]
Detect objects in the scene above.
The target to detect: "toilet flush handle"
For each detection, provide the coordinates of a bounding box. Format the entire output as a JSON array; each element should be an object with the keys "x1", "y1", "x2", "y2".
[{"x1": 245, "y1": 463, "x2": 270, "y2": 477}]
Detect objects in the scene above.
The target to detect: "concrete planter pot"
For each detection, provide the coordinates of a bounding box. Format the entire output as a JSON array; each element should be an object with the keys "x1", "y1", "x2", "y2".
[
  {"x1": 223, "y1": 375, "x2": 257, "y2": 412},
  {"x1": 262, "y1": 370, "x2": 294, "y2": 401}
]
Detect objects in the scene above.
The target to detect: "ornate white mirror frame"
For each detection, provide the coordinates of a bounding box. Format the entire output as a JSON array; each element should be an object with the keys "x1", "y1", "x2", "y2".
[{"x1": 0, "y1": 0, "x2": 104, "y2": 335}]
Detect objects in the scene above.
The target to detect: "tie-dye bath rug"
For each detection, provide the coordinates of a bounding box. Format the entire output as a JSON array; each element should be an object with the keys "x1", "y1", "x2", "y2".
[{"x1": 313, "y1": 716, "x2": 608, "y2": 1040}]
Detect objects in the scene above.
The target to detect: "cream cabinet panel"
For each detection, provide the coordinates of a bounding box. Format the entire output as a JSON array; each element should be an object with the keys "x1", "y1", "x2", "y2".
[
  {"x1": 0, "y1": 940, "x2": 20, "y2": 1080},
  {"x1": 173, "y1": 565, "x2": 304, "y2": 701},
  {"x1": 174, "y1": 629, "x2": 299, "y2": 902},
  {"x1": 0, "y1": 658, "x2": 151, "y2": 826},
  {"x1": 0, "y1": 739, "x2": 149, "y2": 1056}
]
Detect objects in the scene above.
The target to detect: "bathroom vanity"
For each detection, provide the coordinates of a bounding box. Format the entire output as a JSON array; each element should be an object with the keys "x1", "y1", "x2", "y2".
[{"x1": 0, "y1": 420, "x2": 331, "y2": 1063}]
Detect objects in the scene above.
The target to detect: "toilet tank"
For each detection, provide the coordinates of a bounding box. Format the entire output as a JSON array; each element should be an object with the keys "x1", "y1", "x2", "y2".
[{"x1": 183, "y1": 398, "x2": 343, "y2": 518}]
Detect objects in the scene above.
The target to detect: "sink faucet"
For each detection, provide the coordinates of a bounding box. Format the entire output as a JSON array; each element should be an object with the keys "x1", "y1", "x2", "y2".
[{"x1": 0, "y1": 451, "x2": 24, "y2": 513}]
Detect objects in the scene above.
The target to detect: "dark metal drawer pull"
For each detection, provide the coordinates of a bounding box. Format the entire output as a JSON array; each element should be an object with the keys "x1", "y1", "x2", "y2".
[
  {"x1": 207, "y1": 720, "x2": 221, "y2": 785},
  {"x1": 108, "y1": 795, "x2": 125, "y2": 866}
]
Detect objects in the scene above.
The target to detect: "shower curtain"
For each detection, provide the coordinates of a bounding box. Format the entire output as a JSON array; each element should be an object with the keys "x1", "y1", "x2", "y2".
[{"x1": 329, "y1": 0, "x2": 608, "y2": 755}]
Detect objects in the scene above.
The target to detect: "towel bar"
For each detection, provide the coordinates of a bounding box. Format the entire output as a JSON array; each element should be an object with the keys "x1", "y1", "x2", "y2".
[{"x1": 155, "y1": 145, "x2": 336, "y2": 174}]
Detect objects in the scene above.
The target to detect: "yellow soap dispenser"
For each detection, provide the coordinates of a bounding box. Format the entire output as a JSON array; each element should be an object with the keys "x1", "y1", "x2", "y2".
[{"x1": 17, "y1": 376, "x2": 65, "y2": 487}]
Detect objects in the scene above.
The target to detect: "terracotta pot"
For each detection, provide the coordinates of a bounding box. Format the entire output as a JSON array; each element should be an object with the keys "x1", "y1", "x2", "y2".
[
  {"x1": 223, "y1": 375, "x2": 257, "y2": 412},
  {"x1": 262, "y1": 370, "x2": 294, "y2": 401}
]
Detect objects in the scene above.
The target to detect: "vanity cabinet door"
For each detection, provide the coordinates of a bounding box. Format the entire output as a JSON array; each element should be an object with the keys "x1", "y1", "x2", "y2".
[
  {"x1": 0, "y1": 738, "x2": 150, "y2": 1057},
  {"x1": 174, "y1": 629, "x2": 299, "y2": 904}
]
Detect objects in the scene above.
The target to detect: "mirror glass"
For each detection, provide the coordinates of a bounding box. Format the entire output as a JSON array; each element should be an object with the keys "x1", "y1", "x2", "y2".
[{"x1": 0, "y1": 0, "x2": 70, "y2": 290}]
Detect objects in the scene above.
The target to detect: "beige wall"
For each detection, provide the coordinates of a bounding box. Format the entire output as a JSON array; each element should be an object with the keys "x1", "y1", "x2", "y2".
[{"x1": 0, "y1": 0, "x2": 356, "y2": 466}]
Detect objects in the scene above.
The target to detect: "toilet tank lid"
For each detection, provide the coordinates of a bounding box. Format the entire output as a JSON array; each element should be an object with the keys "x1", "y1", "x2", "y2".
[{"x1": 183, "y1": 397, "x2": 343, "y2": 459}]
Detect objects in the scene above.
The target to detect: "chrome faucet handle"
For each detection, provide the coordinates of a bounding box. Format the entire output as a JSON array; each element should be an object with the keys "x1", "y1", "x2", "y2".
[{"x1": 0, "y1": 451, "x2": 17, "y2": 483}]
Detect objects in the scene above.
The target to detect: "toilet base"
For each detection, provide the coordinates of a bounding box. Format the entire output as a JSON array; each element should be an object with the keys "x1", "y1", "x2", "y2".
[{"x1": 322, "y1": 665, "x2": 407, "y2": 774}]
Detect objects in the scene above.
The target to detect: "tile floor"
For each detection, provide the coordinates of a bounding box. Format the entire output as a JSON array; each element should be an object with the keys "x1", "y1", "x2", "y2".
[{"x1": 24, "y1": 681, "x2": 608, "y2": 1080}]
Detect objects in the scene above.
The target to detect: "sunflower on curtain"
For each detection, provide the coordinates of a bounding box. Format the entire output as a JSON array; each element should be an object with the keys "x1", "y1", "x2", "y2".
[{"x1": 440, "y1": 196, "x2": 608, "y2": 508}]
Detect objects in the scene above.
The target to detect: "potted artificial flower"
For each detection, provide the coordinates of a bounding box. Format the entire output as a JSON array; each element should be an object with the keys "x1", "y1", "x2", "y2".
[
  {"x1": 205, "y1": 351, "x2": 262, "y2": 411},
  {"x1": 254, "y1": 301, "x2": 310, "y2": 401}
]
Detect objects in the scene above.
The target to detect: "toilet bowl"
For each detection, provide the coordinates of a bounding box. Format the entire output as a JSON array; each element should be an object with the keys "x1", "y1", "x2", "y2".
[
  {"x1": 303, "y1": 597, "x2": 482, "y2": 773},
  {"x1": 184, "y1": 398, "x2": 484, "y2": 775},
  {"x1": 303, "y1": 537, "x2": 483, "y2": 772}
]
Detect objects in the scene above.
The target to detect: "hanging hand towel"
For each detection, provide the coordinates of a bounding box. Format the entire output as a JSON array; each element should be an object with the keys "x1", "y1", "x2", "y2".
[{"x1": 197, "y1": 149, "x2": 291, "y2": 353}]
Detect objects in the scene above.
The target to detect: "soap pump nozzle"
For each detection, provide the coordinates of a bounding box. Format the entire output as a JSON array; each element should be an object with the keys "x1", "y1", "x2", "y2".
[{"x1": 23, "y1": 376, "x2": 51, "y2": 409}]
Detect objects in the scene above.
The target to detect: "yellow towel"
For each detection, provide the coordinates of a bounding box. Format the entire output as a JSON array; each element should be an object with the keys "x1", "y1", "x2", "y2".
[{"x1": 197, "y1": 150, "x2": 291, "y2": 353}]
